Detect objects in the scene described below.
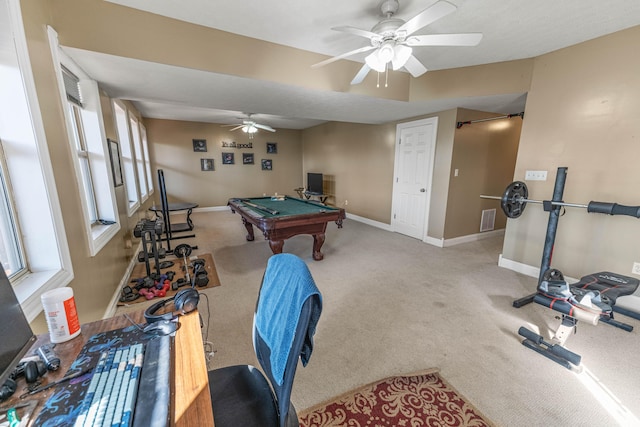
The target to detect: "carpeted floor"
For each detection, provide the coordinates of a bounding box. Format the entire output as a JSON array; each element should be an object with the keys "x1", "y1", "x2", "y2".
[
  {"x1": 116, "y1": 209, "x2": 640, "y2": 426},
  {"x1": 299, "y1": 369, "x2": 494, "y2": 427}
]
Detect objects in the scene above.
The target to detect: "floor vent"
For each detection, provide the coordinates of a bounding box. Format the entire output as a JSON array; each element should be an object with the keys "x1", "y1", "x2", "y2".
[{"x1": 480, "y1": 208, "x2": 496, "y2": 232}]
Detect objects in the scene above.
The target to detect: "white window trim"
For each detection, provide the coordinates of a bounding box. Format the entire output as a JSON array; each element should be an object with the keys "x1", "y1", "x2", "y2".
[
  {"x1": 129, "y1": 113, "x2": 148, "y2": 202},
  {"x1": 140, "y1": 124, "x2": 154, "y2": 196},
  {"x1": 47, "y1": 26, "x2": 120, "y2": 256},
  {"x1": 113, "y1": 99, "x2": 141, "y2": 217},
  {"x1": 3, "y1": 0, "x2": 73, "y2": 321}
]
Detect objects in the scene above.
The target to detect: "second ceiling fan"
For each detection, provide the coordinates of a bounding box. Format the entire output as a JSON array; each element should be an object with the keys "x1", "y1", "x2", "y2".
[
  {"x1": 312, "y1": 0, "x2": 482, "y2": 85},
  {"x1": 222, "y1": 114, "x2": 276, "y2": 139}
]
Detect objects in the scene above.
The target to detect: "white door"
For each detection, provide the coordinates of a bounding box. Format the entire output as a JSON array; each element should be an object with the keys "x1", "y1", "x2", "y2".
[{"x1": 391, "y1": 118, "x2": 438, "y2": 240}]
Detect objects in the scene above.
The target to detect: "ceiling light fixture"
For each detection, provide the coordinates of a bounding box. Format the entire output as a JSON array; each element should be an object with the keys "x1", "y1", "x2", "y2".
[
  {"x1": 242, "y1": 124, "x2": 259, "y2": 138},
  {"x1": 364, "y1": 42, "x2": 413, "y2": 88}
]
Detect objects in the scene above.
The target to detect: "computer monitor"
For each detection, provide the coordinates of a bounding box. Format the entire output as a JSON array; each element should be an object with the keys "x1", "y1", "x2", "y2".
[
  {"x1": 0, "y1": 268, "x2": 37, "y2": 386},
  {"x1": 307, "y1": 173, "x2": 323, "y2": 195}
]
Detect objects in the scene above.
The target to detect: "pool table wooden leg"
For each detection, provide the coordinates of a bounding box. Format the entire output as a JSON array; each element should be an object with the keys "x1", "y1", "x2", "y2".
[
  {"x1": 268, "y1": 239, "x2": 284, "y2": 255},
  {"x1": 312, "y1": 233, "x2": 325, "y2": 261},
  {"x1": 241, "y1": 218, "x2": 255, "y2": 241}
]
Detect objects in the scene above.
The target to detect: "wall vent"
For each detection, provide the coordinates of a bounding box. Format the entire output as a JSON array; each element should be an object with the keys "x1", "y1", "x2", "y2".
[{"x1": 480, "y1": 208, "x2": 496, "y2": 232}]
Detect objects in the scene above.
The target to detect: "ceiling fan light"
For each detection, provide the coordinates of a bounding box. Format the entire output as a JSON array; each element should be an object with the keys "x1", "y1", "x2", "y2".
[
  {"x1": 365, "y1": 51, "x2": 386, "y2": 72},
  {"x1": 378, "y1": 42, "x2": 395, "y2": 63},
  {"x1": 391, "y1": 44, "x2": 412, "y2": 70}
]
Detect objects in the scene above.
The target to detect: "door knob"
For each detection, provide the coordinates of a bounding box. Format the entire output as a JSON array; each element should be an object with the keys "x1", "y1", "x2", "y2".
[{"x1": 420, "y1": 188, "x2": 426, "y2": 192}]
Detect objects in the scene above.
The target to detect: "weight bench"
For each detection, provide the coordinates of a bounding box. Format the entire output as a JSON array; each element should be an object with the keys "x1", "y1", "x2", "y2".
[{"x1": 518, "y1": 269, "x2": 638, "y2": 369}]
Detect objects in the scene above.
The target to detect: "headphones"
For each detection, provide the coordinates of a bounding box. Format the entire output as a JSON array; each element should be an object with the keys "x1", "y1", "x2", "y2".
[{"x1": 144, "y1": 287, "x2": 199, "y2": 323}]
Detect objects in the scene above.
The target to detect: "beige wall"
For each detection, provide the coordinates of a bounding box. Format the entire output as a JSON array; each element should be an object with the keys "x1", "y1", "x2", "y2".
[
  {"x1": 503, "y1": 25, "x2": 640, "y2": 278},
  {"x1": 19, "y1": 0, "x2": 640, "y2": 330},
  {"x1": 21, "y1": 0, "x2": 150, "y2": 332},
  {"x1": 446, "y1": 108, "x2": 521, "y2": 238},
  {"x1": 145, "y1": 119, "x2": 303, "y2": 206},
  {"x1": 301, "y1": 122, "x2": 396, "y2": 223}
]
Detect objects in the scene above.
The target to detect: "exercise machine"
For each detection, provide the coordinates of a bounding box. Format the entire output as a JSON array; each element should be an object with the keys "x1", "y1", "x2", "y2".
[
  {"x1": 156, "y1": 169, "x2": 198, "y2": 254},
  {"x1": 482, "y1": 167, "x2": 640, "y2": 368}
]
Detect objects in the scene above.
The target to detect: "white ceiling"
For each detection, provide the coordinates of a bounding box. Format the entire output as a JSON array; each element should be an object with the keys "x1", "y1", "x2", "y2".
[{"x1": 65, "y1": 0, "x2": 640, "y2": 130}]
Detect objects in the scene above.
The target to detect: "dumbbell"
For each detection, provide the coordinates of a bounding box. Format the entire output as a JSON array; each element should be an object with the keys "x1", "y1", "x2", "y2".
[{"x1": 174, "y1": 244, "x2": 193, "y2": 282}]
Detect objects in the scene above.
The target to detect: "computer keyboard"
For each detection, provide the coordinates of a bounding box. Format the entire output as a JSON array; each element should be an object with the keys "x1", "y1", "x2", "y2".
[
  {"x1": 74, "y1": 343, "x2": 144, "y2": 427},
  {"x1": 72, "y1": 334, "x2": 171, "y2": 427}
]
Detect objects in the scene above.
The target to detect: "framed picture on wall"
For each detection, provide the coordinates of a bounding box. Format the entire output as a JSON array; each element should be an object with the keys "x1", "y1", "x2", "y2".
[
  {"x1": 261, "y1": 159, "x2": 272, "y2": 170},
  {"x1": 266, "y1": 142, "x2": 277, "y2": 154},
  {"x1": 243, "y1": 153, "x2": 254, "y2": 164},
  {"x1": 193, "y1": 139, "x2": 207, "y2": 152},
  {"x1": 222, "y1": 152, "x2": 235, "y2": 164},
  {"x1": 108, "y1": 139, "x2": 123, "y2": 187},
  {"x1": 201, "y1": 158, "x2": 214, "y2": 171}
]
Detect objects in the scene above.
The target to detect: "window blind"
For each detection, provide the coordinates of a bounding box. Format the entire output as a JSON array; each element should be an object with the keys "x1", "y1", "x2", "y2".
[{"x1": 61, "y1": 65, "x2": 82, "y2": 107}]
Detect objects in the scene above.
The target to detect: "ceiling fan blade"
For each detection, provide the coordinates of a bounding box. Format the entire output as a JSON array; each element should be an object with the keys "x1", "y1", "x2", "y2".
[
  {"x1": 312, "y1": 45, "x2": 376, "y2": 68},
  {"x1": 227, "y1": 125, "x2": 244, "y2": 132},
  {"x1": 350, "y1": 64, "x2": 371, "y2": 85},
  {"x1": 254, "y1": 123, "x2": 276, "y2": 132},
  {"x1": 331, "y1": 25, "x2": 380, "y2": 40},
  {"x1": 397, "y1": 1, "x2": 457, "y2": 36},
  {"x1": 405, "y1": 33, "x2": 483, "y2": 47},
  {"x1": 403, "y1": 55, "x2": 428, "y2": 78}
]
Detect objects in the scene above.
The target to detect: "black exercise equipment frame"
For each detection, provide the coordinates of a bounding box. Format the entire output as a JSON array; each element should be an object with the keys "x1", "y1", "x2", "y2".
[{"x1": 156, "y1": 169, "x2": 197, "y2": 254}]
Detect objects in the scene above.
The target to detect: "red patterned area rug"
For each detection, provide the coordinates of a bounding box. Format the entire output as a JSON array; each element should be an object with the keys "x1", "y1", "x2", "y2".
[{"x1": 299, "y1": 369, "x2": 494, "y2": 427}]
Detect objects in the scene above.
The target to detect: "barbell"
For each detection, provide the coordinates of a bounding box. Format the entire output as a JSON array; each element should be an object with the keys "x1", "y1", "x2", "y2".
[{"x1": 481, "y1": 181, "x2": 640, "y2": 219}]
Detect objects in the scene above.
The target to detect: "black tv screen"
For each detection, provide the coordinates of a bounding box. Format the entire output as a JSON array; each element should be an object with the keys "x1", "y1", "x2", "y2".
[
  {"x1": 0, "y1": 268, "x2": 36, "y2": 386},
  {"x1": 307, "y1": 173, "x2": 323, "y2": 195}
]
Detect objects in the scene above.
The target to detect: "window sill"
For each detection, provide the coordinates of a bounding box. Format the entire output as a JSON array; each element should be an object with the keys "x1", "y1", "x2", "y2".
[
  {"x1": 14, "y1": 268, "x2": 74, "y2": 323},
  {"x1": 88, "y1": 221, "x2": 121, "y2": 256}
]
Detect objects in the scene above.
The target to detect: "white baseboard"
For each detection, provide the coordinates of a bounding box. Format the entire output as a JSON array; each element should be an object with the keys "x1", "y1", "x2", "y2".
[
  {"x1": 192, "y1": 206, "x2": 229, "y2": 213},
  {"x1": 498, "y1": 254, "x2": 540, "y2": 279},
  {"x1": 104, "y1": 241, "x2": 142, "y2": 319},
  {"x1": 497, "y1": 254, "x2": 577, "y2": 283},
  {"x1": 344, "y1": 212, "x2": 392, "y2": 231},
  {"x1": 441, "y1": 229, "x2": 505, "y2": 247},
  {"x1": 423, "y1": 229, "x2": 505, "y2": 248}
]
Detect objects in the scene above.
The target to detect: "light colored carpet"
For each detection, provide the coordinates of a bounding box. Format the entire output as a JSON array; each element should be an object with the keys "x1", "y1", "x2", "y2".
[{"x1": 117, "y1": 209, "x2": 640, "y2": 426}]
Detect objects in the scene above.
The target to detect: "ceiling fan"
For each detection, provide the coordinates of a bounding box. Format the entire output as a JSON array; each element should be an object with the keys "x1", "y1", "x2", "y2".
[
  {"x1": 222, "y1": 113, "x2": 276, "y2": 139},
  {"x1": 312, "y1": 0, "x2": 482, "y2": 85}
]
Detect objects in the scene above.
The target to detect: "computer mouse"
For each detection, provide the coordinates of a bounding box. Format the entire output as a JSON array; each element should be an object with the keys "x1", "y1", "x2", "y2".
[{"x1": 143, "y1": 320, "x2": 180, "y2": 336}]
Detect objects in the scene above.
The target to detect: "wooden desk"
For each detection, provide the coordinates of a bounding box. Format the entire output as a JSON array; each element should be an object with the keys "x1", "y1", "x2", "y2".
[{"x1": 2, "y1": 311, "x2": 213, "y2": 426}]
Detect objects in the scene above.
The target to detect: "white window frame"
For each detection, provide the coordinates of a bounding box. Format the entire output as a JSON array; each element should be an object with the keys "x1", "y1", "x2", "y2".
[
  {"x1": 1, "y1": 0, "x2": 73, "y2": 321},
  {"x1": 113, "y1": 100, "x2": 140, "y2": 216},
  {"x1": 47, "y1": 27, "x2": 120, "y2": 256},
  {"x1": 140, "y1": 124, "x2": 154, "y2": 195},
  {"x1": 129, "y1": 113, "x2": 148, "y2": 201}
]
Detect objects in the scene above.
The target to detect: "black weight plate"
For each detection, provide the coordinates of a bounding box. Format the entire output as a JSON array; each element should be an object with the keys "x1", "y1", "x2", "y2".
[
  {"x1": 174, "y1": 244, "x2": 192, "y2": 258},
  {"x1": 501, "y1": 181, "x2": 528, "y2": 218}
]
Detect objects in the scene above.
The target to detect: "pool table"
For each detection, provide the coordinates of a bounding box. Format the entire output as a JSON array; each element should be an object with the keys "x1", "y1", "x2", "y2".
[{"x1": 228, "y1": 196, "x2": 346, "y2": 260}]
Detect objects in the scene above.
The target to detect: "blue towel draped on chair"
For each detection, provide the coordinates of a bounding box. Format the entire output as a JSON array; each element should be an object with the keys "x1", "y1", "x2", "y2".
[{"x1": 255, "y1": 254, "x2": 322, "y2": 386}]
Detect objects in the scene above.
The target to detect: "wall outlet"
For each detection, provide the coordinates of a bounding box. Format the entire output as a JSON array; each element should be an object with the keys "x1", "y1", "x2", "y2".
[
  {"x1": 632, "y1": 262, "x2": 640, "y2": 275},
  {"x1": 344, "y1": 200, "x2": 348, "y2": 206},
  {"x1": 525, "y1": 170, "x2": 548, "y2": 181}
]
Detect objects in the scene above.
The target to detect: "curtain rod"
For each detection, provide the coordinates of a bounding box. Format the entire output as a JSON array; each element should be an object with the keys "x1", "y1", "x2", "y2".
[{"x1": 456, "y1": 112, "x2": 524, "y2": 129}]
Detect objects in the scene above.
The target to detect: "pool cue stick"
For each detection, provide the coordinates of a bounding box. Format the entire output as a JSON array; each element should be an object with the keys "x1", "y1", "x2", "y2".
[{"x1": 240, "y1": 199, "x2": 279, "y2": 215}]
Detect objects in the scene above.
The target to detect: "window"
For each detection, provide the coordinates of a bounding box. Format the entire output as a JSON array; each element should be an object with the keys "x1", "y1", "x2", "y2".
[
  {"x1": 1, "y1": 0, "x2": 72, "y2": 321},
  {"x1": 0, "y1": 144, "x2": 25, "y2": 278},
  {"x1": 140, "y1": 124, "x2": 153, "y2": 195},
  {"x1": 48, "y1": 27, "x2": 120, "y2": 256},
  {"x1": 129, "y1": 114, "x2": 148, "y2": 201},
  {"x1": 113, "y1": 100, "x2": 140, "y2": 215}
]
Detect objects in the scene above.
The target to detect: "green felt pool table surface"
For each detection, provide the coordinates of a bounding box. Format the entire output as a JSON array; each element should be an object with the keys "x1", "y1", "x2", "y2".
[{"x1": 227, "y1": 196, "x2": 346, "y2": 260}]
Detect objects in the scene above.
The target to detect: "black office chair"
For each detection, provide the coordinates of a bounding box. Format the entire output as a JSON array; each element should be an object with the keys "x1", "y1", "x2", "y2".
[{"x1": 208, "y1": 253, "x2": 323, "y2": 427}]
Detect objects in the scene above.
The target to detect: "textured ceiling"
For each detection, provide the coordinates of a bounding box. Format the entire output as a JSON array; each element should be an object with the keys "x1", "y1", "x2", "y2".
[{"x1": 65, "y1": 0, "x2": 640, "y2": 129}]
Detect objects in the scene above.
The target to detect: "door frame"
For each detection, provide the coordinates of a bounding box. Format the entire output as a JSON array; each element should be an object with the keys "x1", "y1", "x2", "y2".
[{"x1": 391, "y1": 117, "x2": 438, "y2": 242}]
